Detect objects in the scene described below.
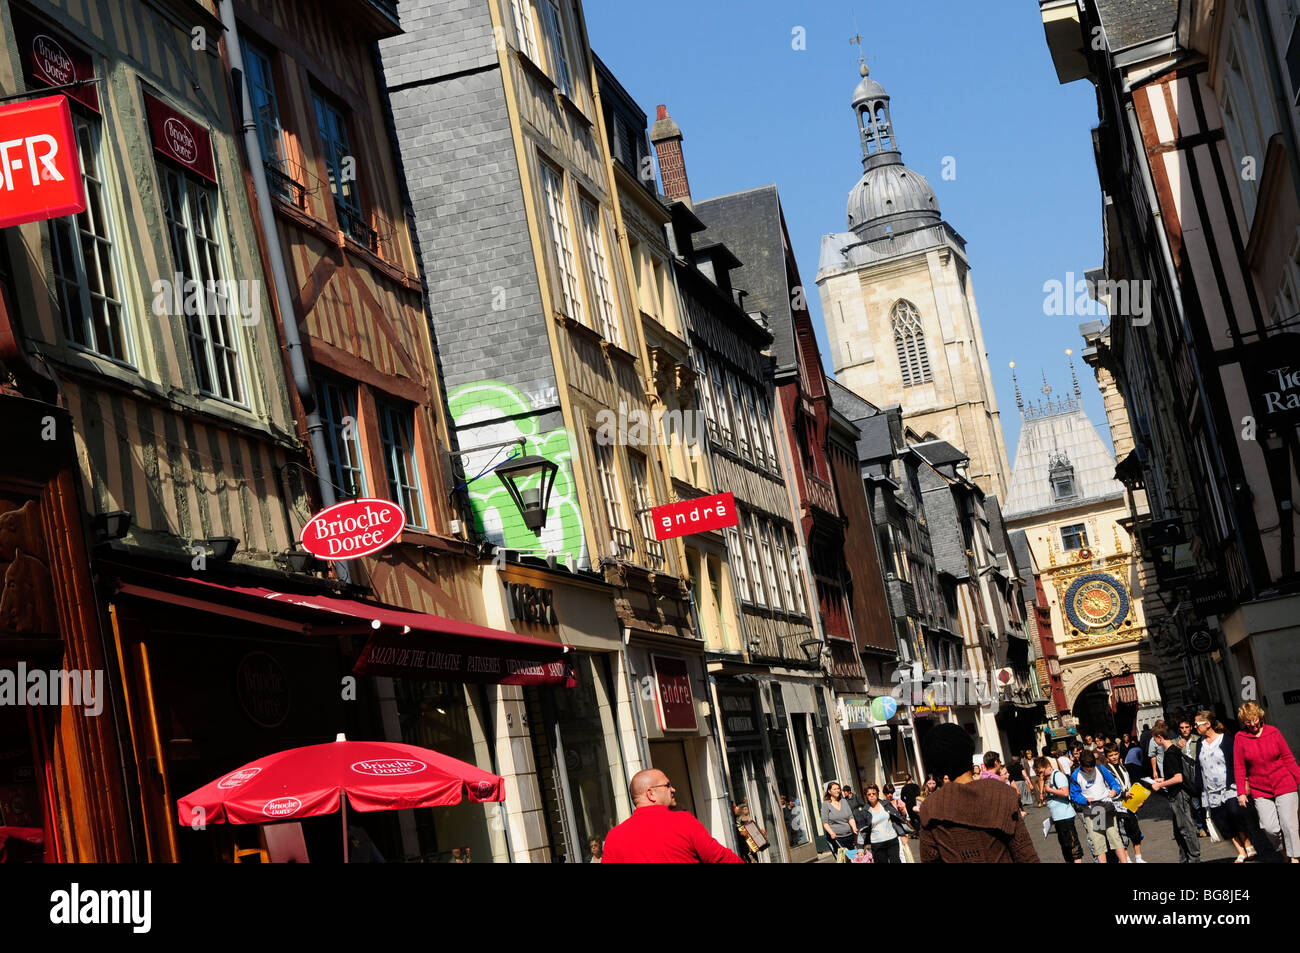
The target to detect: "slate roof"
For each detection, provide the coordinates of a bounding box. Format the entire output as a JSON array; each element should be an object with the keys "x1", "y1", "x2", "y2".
[
  {"x1": 911, "y1": 439, "x2": 969, "y2": 469},
  {"x1": 1008, "y1": 529, "x2": 1038, "y2": 606},
  {"x1": 916, "y1": 461, "x2": 968, "y2": 580},
  {"x1": 1002, "y1": 393, "x2": 1126, "y2": 520},
  {"x1": 693, "y1": 185, "x2": 798, "y2": 374},
  {"x1": 1096, "y1": 0, "x2": 1179, "y2": 52}
]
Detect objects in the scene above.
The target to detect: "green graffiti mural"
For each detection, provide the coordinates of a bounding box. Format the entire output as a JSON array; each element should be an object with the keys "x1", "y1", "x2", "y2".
[{"x1": 446, "y1": 379, "x2": 587, "y2": 565}]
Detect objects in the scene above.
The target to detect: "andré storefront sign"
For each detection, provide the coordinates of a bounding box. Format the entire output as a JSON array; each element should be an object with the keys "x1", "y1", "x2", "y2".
[
  {"x1": 0, "y1": 95, "x2": 85, "y2": 230},
  {"x1": 651, "y1": 491, "x2": 737, "y2": 541},
  {"x1": 300, "y1": 499, "x2": 406, "y2": 560}
]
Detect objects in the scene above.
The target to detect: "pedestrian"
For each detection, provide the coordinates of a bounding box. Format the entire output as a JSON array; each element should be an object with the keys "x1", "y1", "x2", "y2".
[
  {"x1": 1193, "y1": 710, "x2": 1256, "y2": 863},
  {"x1": 862, "y1": 783, "x2": 909, "y2": 863},
  {"x1": 917, "y1": 776, "x2": 938, "y2": 811},
  {"x1": 898, "y1": 772, "x2": 922, "y2": 828},
  {"x1": 1007, "y1": 752, "x2": 1030, "y2": 807},
  {"x1": 600, "y1": 769, "x2": 744, "y2": 863},
  {"x1": 734, "y1": 802, "x2": 769, "y2": 863},
  {"x1": 980, "y1": 751, "x2": 1003, "y2": 780},
  {"x1": 587, "y1": 835, "x2": 602, "y2": 863},
  {"x1": 1234, "y1": 701, "x2": 1300, "y2": 863},
  {"x1": 820, "y1": 781, "x2": 859, "y2": 855},
  {"x1": 1150, "y1": 724, "x2": 1202, "y2": 863},
  {"x1": 1104, "y1": 743, "x2": 1146, "y2": 863},
  {"x1": 1176, "y1": 715, "x2": 1208, "y2": 837},
  {"x1": 1124, "y1": 737, "x2": 1144, "y2": 769},
  {"x1": 842, "y1": 783, "x2": 865, "y2": 821},
  {"x1": 1037, "y1": 755, "x2": 1083, "y2": 863},
  {"x1": 1147, "y1": 720, "x2": 1166, "y2": 780},
  {"x1": 1138, "y1": 723, "x2": 1152, "y2": 757},
  {"x1": 917, "y1": 723, "x2": 1039, "y2": 863},
  {"x1": 1069, "y1": 748, "x2": 1129, "y2": 863}
]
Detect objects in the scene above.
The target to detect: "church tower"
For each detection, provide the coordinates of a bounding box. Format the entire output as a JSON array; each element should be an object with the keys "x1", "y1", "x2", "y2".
[{"x1": 816, "y1": 63, "x2": 1012, "y2": 500}]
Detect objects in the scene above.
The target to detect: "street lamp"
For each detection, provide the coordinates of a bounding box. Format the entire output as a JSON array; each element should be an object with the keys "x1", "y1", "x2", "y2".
[
  {"x1": 494, "y1": 454, "x2": 559, "y2": 533},
  {"x1": 799, "y1": 636, "x2": 824, "y2": 662}
]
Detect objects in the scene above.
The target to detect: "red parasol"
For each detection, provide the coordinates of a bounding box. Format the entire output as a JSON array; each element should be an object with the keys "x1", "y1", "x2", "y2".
[{"x1": 177, "y1": 734, "x2": 504, "y2": 860}]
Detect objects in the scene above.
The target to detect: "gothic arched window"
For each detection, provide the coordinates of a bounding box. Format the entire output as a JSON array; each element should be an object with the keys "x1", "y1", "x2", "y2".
[{"x1": 892, "y1": 300, "x2": 932, "y2": 387}]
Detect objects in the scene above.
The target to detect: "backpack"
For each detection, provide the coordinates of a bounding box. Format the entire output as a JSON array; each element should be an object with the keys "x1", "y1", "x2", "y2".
[{"x1": 1177, "y1": 744, "x2": 1201, "y2": 796}]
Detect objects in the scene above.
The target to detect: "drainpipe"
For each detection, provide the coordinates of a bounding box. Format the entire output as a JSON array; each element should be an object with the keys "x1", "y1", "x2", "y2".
[{"x1": 217, "y1": 2, "x2": 347, "y2": 584}]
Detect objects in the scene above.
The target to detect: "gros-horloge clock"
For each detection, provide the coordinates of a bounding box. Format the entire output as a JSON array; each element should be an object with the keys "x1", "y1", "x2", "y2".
[{"x1": 1063, "y1": 572, "x2": 1130, "y2": 632}]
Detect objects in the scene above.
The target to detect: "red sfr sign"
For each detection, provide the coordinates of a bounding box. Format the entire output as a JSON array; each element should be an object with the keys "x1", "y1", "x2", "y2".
[
  {"x1": 651, "y1": 491, "x2": 737, "y2": 541},
  {"x1": 0, "y1": 96, "x2": 85, "y2": 229}
]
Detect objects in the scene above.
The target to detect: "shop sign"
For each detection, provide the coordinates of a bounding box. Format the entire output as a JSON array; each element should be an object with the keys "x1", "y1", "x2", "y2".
[
  {"x1": 718, "y1": 688, "x2": 762, "y2": 749},
  {"x1": 1190, "y1": 573, "x2": 1234, "y2": 616},
  {"x1": 508, "y1": 582, "x2": 557, "y2": 626},
  {"x1": 837, "y1": 695, "x2": 873, "y2": 730},
  {"x1": 1242, "y1": 333, "x2": 1300, "y2": 426},
  {"x1": 1282, "y1": 689, "x2": 1300, "y2": 705},
  {"x1": 1140, "y1": 519, "x2": 1198, "y2": 588},
  {"x1": 651, "y1": 655, "x2": 696, "y2": 731},
  {"x1": 651, "y1": 491, "x2": 737, "y2": 541},
  {"x1": 236, "y1": 651, "x2": 291, "y2": 728},
  {"x1": 0, "y1": 96, "x2": 85, "y2": 229},
  {"x1": 300, "y1": 498, "x2": 405, "y2": 560},
  {"x1": 142, "y1": 91, "x2": 217, "y2": 183},
  {"x1": 10, "y1": 10, "x2": 99, "y2": 112}
]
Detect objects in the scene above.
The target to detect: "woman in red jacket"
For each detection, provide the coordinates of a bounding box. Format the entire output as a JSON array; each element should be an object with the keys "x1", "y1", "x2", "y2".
[{"x1": 1234, "y1": 702, "x2": 1300, "y2": 862}]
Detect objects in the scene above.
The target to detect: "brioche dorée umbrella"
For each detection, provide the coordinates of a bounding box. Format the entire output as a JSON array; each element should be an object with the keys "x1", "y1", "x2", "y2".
[{"x1": 177, "y1": 734, "x2": 504, "y2": 861}]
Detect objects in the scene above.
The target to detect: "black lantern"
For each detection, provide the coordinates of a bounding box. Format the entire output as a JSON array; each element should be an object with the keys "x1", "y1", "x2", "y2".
[
  {"x1": 494, "y1": 454, "x2": 559, "y2": 533},
  {"x1": 799, "y1": 636, "x2": 824, "y2": 662}
]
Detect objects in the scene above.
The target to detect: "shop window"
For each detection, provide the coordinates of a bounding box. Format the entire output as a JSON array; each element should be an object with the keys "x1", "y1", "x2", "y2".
[
  {"x1": 767, "y1": 687, "x2": 810, "y2": 849},
  {"x1": 52, "y1": 114, "x2": 131, "y2": 364},
  {"x1": 525, "y1": 654, "x2": 623, "y2": 863},
  {"x1": 314, "y1": 374, "x2": 367, "y2": 498},
  {"x1": 377, "y1": 399, "x2": 426, "y2": 529},
  {"x1": 159, "y1": 164, "x2": 245, "y2": 404},
  {"x1": 392, "y1": 681, "x2": 499, "y2": 862}
]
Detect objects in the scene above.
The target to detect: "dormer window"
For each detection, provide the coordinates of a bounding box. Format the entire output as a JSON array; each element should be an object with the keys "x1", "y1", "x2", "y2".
[{"x1": 1049, "y1": 451, "x2": 1077, "y2": 502}]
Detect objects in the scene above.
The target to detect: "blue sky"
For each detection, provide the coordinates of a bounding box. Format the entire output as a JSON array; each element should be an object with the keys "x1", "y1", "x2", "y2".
[{"x1": 586, "y1": 0, "x2": 1114, "y2": 458}]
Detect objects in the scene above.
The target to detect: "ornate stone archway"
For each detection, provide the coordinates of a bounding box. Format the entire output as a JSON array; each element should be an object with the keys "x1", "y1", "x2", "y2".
[{"x1": 1061, "y1": 644, "x2": 1157, "y2": 712}]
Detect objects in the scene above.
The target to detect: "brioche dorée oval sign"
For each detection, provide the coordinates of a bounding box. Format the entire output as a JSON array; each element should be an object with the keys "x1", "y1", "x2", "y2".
[{"x1": 300, "y1": 499, "x2": 406, "y2": 560}]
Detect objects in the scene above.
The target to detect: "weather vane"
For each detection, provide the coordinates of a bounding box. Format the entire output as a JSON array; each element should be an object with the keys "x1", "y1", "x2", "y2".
[{"x1": 850, "y1": 12, "x2": 867, "y2": 72}]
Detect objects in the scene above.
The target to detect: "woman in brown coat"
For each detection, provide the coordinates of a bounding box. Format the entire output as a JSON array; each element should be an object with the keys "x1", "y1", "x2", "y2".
[{"x1": 918, "y1": 723, "x2": 1040, "y2": 863}]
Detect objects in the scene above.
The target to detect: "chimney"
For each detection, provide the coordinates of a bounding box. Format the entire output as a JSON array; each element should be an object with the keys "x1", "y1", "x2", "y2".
[{"x1": 649, "y1": 104, "x2": 692, "y2": 206}]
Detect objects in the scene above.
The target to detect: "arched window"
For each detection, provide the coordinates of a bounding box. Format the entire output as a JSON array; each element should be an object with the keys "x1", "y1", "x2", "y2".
[{"x1": 892, "y1": 300, "x2": 932, "y2": 386}]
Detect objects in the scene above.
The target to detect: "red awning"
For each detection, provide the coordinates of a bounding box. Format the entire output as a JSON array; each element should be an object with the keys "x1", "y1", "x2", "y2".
[{"x1": 114, "y1": 574, "x2": 574, "y2": 687}]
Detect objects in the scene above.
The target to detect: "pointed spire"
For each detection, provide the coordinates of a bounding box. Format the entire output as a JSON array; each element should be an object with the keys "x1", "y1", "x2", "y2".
[
  {"x1": 1010, "y1": 361, "x2": 1024, "y2": 413},
  {"x1": 1041, "y1": 369, "x2": 1052, "y2": 398},
  {"x1": 1066, "y1": 348, "x2": 1082, "y2": 401}
]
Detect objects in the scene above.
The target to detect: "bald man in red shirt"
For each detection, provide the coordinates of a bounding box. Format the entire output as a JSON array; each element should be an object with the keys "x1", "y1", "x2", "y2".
[{"x1": 599, "y1": 768, "x2": 744, "y2": 863}]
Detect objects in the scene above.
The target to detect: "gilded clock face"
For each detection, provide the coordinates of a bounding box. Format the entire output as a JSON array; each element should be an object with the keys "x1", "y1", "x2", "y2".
[{"x1": 1064, "y1": 573, "x2": 1129, "y2": 631}]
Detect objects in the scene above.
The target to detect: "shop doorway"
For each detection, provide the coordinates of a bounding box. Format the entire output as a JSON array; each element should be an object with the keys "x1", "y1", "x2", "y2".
[
  {"x1": 524, "y1": 653, "x2": 624, "y2": 863},
  {"x1": 726, "y1": 748, "x2": 773, "y2": 862},
  {"x1": 648, "y1": 739, "x2": 696, "y2": 817}
]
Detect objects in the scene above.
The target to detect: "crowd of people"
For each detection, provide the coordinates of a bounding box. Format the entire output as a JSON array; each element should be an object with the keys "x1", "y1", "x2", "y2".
[{"x1": 594, "y1": 701, "x2": 1300, "y2": 863}]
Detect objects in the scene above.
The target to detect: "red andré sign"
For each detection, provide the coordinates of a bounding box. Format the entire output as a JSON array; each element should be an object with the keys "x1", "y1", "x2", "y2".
[
  {"x1": 651, "y1": 491, "x2": 738, "y2": 541},
  {"x1": 300, "y1": 499, "x2": 406, "y2": 560},
  {"x1": 652, "y1": 655, "x2": 697, "y2": 731},
  {"x1": 0, "y1": 96, "x2": 85, "y2": 230}
]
